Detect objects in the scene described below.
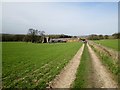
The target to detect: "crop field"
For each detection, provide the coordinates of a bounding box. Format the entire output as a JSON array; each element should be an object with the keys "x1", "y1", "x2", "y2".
[
  {"x1": 94, "y1": 39, "x2": 119, "y2": 51},
  {"x1": 2, "y1": 40, "x2": 119, "y2": 89},
  {"x1": 2, "y1": 42, "x2": 82, "y2": 88}
]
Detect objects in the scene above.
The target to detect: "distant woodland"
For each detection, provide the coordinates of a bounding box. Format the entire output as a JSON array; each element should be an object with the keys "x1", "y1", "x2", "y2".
[{"x1": 1, "y1": 28, "x2": 120, "y2": 42}]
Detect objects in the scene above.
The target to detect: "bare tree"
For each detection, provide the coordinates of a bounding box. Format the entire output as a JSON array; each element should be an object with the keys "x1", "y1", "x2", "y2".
[{"x1": 24, "y1": 28, "x2": 45, "y2": 43}]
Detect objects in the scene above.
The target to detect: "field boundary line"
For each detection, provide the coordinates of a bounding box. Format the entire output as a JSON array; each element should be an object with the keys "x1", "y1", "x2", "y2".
[
  {"x1": 87, "y1": 43, "x2": 118, "y2": 88},
  {"x1": 48, "y1": 44, "x2": 85, "y2": 88}
]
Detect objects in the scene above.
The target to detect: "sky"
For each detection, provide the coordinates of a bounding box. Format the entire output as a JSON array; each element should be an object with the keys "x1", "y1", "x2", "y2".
[
  {"x1": 1, "y1": 0, "x2": 120, "y2": 2},
  {"x1": 1, "y1": 1, "x2": 118, "y2": 36}
]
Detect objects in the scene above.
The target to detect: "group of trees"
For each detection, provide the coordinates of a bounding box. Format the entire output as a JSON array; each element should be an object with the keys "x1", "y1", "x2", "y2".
[
  {"x1": 112, "y1": 33, "x2": 120, "y2": 39},
  {"x1": 87, "y1": 34, "x2": 109, "y2": 40},
  {"x1": 87, "y1": 33, "x2": 120, "y2": 40},
  {"x1": 2, "y1": 28, "x2": 73, "y2": 42},
  {"x1": 2, "y1": 29, "x2": 120, "y2": 42},
  {"x1": 2, "y1": 34, "x2": 25, "y2": 41},
  {"x1": 24, "y1": 29, "x2": 74, "y2": 43},
  {"x1": 2, "y1": 28, "x2": 45, "y2": 42},
  {"x1": 24, "y1": 28, "x2": 45, "y2": 43},
  {"x1": 47, "y1": 34, "x2": 72, "y2": 39}
]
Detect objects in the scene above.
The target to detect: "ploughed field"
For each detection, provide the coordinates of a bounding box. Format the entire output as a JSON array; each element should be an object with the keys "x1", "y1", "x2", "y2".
[
  {"x1": 94, "y1": 39, "x2": 120, "y2": 51},
  {"x1": 2, "y1": 42, "x2": 82, "y2": 88}
]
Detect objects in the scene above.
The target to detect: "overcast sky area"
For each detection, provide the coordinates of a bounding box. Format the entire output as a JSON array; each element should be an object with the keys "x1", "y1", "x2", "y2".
[{"x1": 2, "y1": 1, "x2": 118, "y2": 36}]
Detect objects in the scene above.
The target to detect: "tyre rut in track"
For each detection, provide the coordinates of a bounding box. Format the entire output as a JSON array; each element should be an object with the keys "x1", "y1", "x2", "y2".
[{"x1": 87, "y1": 43, "x2": 118, "y2": 88}]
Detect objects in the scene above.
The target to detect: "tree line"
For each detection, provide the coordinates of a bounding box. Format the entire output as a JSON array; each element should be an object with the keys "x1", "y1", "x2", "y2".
[
  {"x1": 2, "y1": 28, "x2": 120, "y2": 42},
  {"x1": 2, "y1": 28, "x2": 73, "y2": 42},
  {"x1": 2, "y1": 34, "x2": 25, "y2": 41},
  {"x1": 87, "y1": 33, "x2": 120, "y2": 40}
]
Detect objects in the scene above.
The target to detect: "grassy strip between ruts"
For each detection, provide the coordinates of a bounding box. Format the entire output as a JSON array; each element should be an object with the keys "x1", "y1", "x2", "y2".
[{"x1": 72, "y1": 44, "x2": 93, "y2": 88}]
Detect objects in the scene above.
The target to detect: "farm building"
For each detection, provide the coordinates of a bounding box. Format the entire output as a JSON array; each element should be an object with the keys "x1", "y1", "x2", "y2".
[
  {"x1": 67, "y1": 38, "x2": 80, "y2": 42},
  {"x1": 49, "y1": 38, "x2": 67, "y2": 43},
  {"x1": 42, "y1": 37, "x2": 50, "y2": 43},
  {"x1": 42, "y1": 37, "x2": 80, "y2": 43},
  {"x1": 49, "y1": 38, "x2": 80, "y2": 43}
]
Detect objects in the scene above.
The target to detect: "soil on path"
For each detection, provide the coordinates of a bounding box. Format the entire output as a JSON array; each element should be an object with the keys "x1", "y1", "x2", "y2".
[
  {"x1": 48, "y1": 44, "x2": 85, "y2": 88},
  {"x1": 87, "y1": 43, "x2": 118, "y2": 88}
]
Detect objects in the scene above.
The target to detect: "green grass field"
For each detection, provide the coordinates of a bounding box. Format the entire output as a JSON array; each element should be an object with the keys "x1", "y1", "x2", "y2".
[
  {"x1": 94, "y1": 39, "x2": 119, "y2": 51},
  {"x1": 72, "y1": 44, "x2": 93, "y2": 88},
  {"x1": 2, "y1": 42, "x2": 82, "y2": 89}
]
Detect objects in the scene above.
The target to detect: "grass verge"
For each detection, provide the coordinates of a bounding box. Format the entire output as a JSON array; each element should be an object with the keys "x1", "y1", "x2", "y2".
[
  {"x1": 90, "y1": 43, "x2": 119, "y2": 86},
  {"x1": 90, "y1": 44, "x2": 118, "y2": 76}
]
